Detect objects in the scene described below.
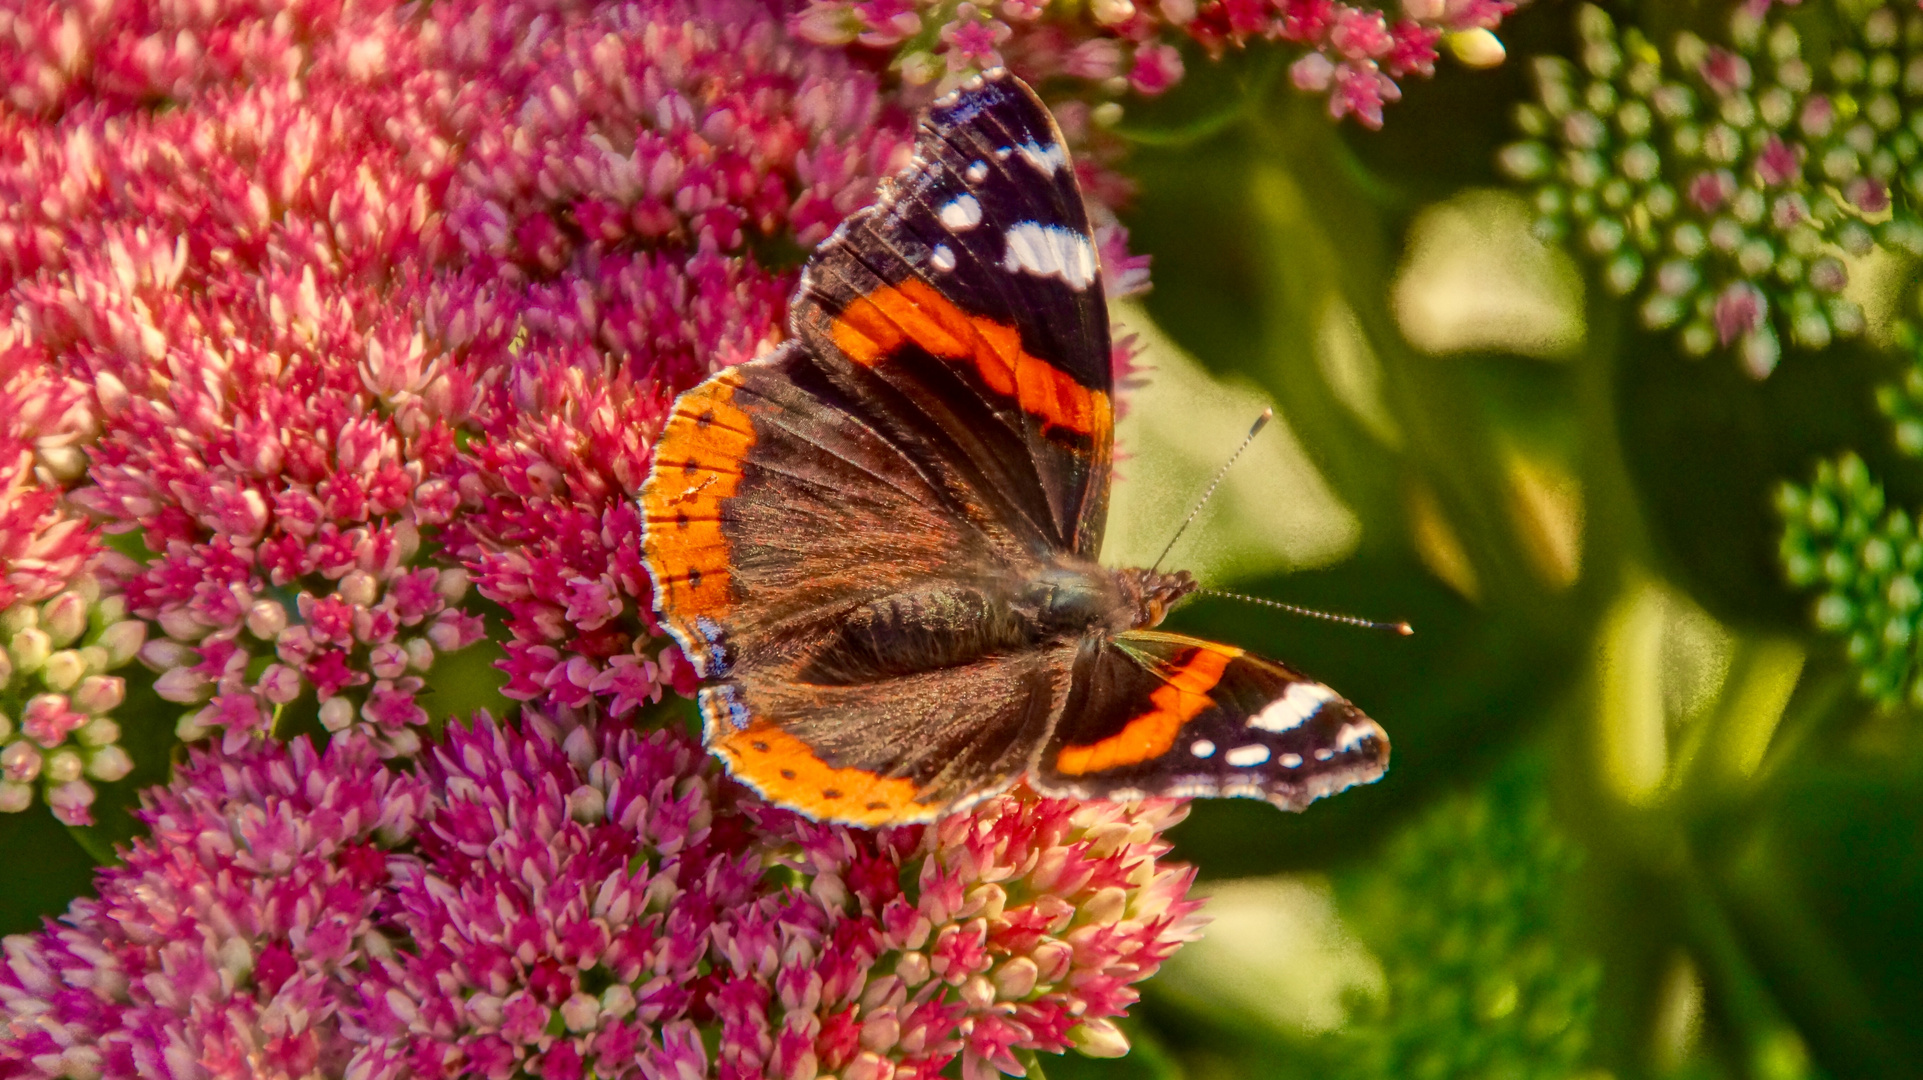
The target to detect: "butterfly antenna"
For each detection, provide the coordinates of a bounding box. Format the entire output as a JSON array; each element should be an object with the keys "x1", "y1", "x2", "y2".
[
  {"x1": 1149, "y1": 408, "x2": 1272, "y2": 574},
  {"x1": 1198, "y1": 588, "x2": 1414, "y2": 635}
]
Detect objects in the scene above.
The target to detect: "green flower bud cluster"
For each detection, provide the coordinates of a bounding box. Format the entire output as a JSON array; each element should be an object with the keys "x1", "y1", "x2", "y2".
[
  {"x1": 1500, "y1": 4, "x2": 1923, "y2": 378},
  {"x1": 0, "y1": 576, "x2": 148, "y2": 825},
  {"x1": 1875, "y1": 322, "x2": 1923, "y2": 456},
  {"x1": 1776, "y1": 453, "x2": 1923, "y2": 706},
  {"x1": 1334, "y1": 754, "x2": 1599, "y2": 1080}
]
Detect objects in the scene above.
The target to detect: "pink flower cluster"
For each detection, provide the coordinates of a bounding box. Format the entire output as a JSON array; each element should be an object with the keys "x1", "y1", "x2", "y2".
[
  {"x1": 0, "y1": 0, "x2": 934, "y2": 748},
  {"x1": 1247, "y1": 0, "x2": 1517, "y2": 128},
  {"x1": 792, "y1": 0, "x2": 1517, "y2": 128},
  {"x1": 0, "y1": 732, "x2": 428, "y2": 1077},
  {"x1": 0, "y1": 2, "x2": 1207, "y2": 1074},
  {"x1": 1, "y1": 716, "x2": 1205, "y2": 1080}
]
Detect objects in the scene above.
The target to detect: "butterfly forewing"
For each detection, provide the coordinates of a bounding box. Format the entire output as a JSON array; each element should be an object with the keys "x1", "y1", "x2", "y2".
[{"x1": 790, "y1": 73, "x2": 1115, "y2": 556}]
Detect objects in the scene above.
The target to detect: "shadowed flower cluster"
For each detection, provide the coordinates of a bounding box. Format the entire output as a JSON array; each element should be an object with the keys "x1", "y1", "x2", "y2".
[
  {"x1": 1501, "y1": 4, "x2": 1923, "y2": 377},
  {"x1": 1, "y1": 715, "x2": 1204, "y2": 1080}
]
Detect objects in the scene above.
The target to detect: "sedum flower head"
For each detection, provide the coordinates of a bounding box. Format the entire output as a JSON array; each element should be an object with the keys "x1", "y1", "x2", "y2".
[
  {"x1": 0, "y1": 715, "x2": 1204, "y2": 1079},
  {"x1": 1334, "y1": 752, "x2": 1598, "y2": 1080},
  {"x1": 0, "y1": 2, "x2": 1208, "y2": 1075},
  {"x1": 0, "y1": 733, "x2": 427, "y2": 1078},
  {"x1": 1500, "y1": 4, "x2": 1923, "y2": 377}
]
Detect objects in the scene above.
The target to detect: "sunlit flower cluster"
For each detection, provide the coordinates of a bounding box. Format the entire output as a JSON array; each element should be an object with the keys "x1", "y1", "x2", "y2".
[
  {"x1": 0, "y1": 716, "x2": 1204, "y2": 1080},
  {"x1": 0, "y1": 345, "x2": 96, "y2": 614},
  {"x1": 0, "y1": 1, "x2": 1208, "y2": 1073},
  {"x1": 793, "y1": 0, "x2": 1516, "y2": 129},
  {"x1": 1500, "y1": 4, "x2": 1923, "y2": 377}
]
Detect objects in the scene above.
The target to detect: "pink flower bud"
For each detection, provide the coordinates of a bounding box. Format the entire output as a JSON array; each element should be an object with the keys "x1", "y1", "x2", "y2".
[
  {"x1": 157, "y1": 608, "x2": 209, "y2": 641},
  {"x1": 76, "y1": 716, "x2": 120, "y2": 747},
  {"x1": 339, "y1": 570, "x2": 379, "y2": 608},
  {"x1": 22, "y1": 694, "x2": 80, "y2": 746},
  {"x1": 44, "y1": 749, "x2": 84, "y2": 783},
  {"x1": 10, "y1": 628, "x2": 52, "y2": 673},
  {"x1": 1069, "y1": 1018, "x2": 1130, "y2": 1058},
  {"x1": 40, "y1": 593, "x2": 89, "y2": 647},
  {"x1": 154, "y1": 667, "x2": 212, "y2": 704},
  {"x1": 368, "y1": 642, "x2": 409, "y2": 679},
  {"x1": 40, "y1": 650, "x2": 85, "y2": 692},
  {"x1": 139, "y1": 638, "x2": 194, "y2": 670},
  {"x1": 319, "y1": 697, "x2": 356, "y2": 732},
  {"x1": 46, "y1": 780, "x2": 97, "y2": 826},
  {"x1": 435, "y1": 567, "x2": 470, "y2": 605},
  {"x1": 3, "y1": 742, "x2": 44, "y2": 782},
  {"x1": 257, "y1": 663, "x2": 304, "y2": 704},
  {"x1": 0, "y1": 781, "x2": 31, "y2": 814},
  {"x1": 246, "y1": 600, "x2": 288, "y2": 639},
  {"x1": 74, "y1": 675, "x2": 125, "y2": 714}
]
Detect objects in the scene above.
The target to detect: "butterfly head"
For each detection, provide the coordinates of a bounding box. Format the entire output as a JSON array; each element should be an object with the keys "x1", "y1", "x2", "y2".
[{"x1": 1117, "y1": 567, "x2": 1198, "y2": 630}]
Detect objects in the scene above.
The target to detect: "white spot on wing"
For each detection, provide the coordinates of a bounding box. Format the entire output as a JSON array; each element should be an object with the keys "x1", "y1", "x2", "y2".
[
  {"x1": 1334, "y1": 721, "x2": 1381, "y2": 753},
  {"x1": 1015, "y1": 140, "x2": 1069, "y2": 175},
  {"x1": 1225, "y1": 745, "x2": 1271, "y2": 767},
  {"x1": 966, "y1": 160, "x2": 989, "y2": 183},
  {"x1": 1248, "y1": 681, "x2": 1340, "y2": 733},
  {"x1": 1314, "y1": 748, "x2": 1334, "y2": 761},
  {"x1": 999, "y1": 222, "x2": 1098, "y2": 290},
  {"x1": 1279, "y1": 753, "x2": 1303, "y2": 768},
  {"x1": 939, "y1": 194, "x2": 982, "y2": 230},
  {"x1": 930, "y1": 244, "x2": 956, "y2": 271},
  {"x1": 1190, "y1": 739, "x2": 1216, "y2": 758}
]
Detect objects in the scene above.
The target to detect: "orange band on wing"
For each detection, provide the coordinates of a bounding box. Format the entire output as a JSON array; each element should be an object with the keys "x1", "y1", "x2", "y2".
[
  {"x1": 1052, "y1": 645, "x2": 1242, "y2": 776},
  {"x1": 713, "y1": 722, "x2": 930, "y2": 827},
  {"x1": 830, "y1": 278, "x2": 1108, "y2": 437},
  {"x1": 641, "y1": 369, "x2": 756, "y2": 624}
]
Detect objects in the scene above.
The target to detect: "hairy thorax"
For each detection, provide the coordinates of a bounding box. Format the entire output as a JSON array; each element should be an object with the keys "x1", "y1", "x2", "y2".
[{"x1": 800, "y1": 559, "x2": 1197, "y2": 685}]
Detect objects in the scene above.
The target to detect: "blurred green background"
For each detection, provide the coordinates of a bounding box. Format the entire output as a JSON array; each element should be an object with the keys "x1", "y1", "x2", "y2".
[{"x1": 1067, "y1": 3, "x2": 1923, "y2": 1078}]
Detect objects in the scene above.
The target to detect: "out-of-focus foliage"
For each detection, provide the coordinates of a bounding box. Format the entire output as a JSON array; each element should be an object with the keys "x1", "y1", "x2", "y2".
[{"x1": 1049, "y1": 2, "x2": 1923, "y2": 1079}]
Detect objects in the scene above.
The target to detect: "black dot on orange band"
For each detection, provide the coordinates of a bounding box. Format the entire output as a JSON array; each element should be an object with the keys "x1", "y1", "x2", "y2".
[
  {"x1": 688, "y1": 567, "x2": 703, "y2": 588},
  {"x1": 866, "y1": 801, "x2": 888, "y2": 811},
  {"x1": 682, "y1": 459, "x2": 698, "y2": 475},
  {"x1": 697, "y1": 411, "x2": 714, "y2": 428},
  {"x1": 780, "y1": 768, "x2": 796, "y2": 780},
  {"x1": 822, "y1": 788, "x2": 843, "y2": 800},
  {"x1": 675, "y1": 510, "x2": 689, "y2": 527},
  {"x1": 751, "y1": 740, "x2": 770, "y2": 752}
]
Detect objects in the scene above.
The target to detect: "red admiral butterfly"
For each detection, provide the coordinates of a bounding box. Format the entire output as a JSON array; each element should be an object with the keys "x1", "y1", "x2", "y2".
[{"x1": 640, "y1": 70, "x2": 1389, "y2": 826}]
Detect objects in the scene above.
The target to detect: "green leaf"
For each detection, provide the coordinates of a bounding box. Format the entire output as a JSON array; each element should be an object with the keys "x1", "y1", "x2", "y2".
[
  {"x1": 1697, "y1": 755, "x2": 1923, "y2": 1078},
  {"x1": 0, "y1": 805, "x2": 101, "y2": 934}
]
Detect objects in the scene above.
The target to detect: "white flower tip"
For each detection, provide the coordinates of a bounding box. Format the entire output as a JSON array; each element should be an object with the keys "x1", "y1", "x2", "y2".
[
  {"x1": 1449, "y1": 28, "x2": 1507, "y2": 69},
  {"x1": 1070, "y1": 1018, "x2": 1131, "y2": 1058}
]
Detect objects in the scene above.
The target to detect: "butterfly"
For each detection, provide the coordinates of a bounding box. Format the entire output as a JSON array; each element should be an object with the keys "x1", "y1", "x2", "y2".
[{"x1": 638, "y1": 69, "x2": 1389, "y2": 826}]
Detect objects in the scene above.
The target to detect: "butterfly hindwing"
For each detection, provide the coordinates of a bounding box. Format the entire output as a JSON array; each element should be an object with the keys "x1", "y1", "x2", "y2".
[
  {"x1": 1034, "y1": 631, "x2": 1391, "y2": 811},
  {"x1": 790, "y1": 71, "x2": 1114, "y2": 557}
]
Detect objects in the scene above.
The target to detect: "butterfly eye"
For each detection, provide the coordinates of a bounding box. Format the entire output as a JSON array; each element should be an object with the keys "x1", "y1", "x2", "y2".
[{"x1": 1145, "y1": 597, "x2": 1167, "y2": 626}]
